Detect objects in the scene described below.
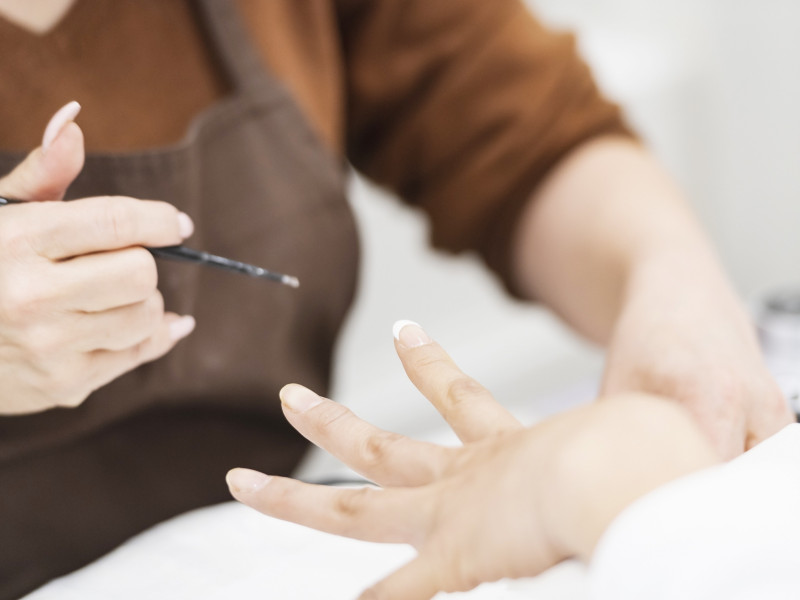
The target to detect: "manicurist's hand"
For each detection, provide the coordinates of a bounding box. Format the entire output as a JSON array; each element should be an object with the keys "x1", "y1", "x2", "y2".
[
  {"x1": 510, "y1": 137, "x2": 794, "y2": 461},
  {"x1": 227, "y1": 322, "x2": 718, "y2": 599},
  {"x1": 571, "y1": 271, "x2": 793, "y2": 461},
  {"x1": 600, "y1": 250, "x2": 795, "y2": 459},
  {"x1": 0, "y1": 102, "x2": 196, "y2": 414}
]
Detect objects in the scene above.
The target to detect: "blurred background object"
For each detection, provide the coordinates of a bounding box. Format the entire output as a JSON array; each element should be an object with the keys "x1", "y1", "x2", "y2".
[
  {"x1": 534, "y1": 0, "x2": 800, "y2": 296},
  {"x1": 301, "y1": 0, "x2": 800, "y2": 478},
  {"x1": 756, "y1": 288, "x2": 800, "y2": 415}
]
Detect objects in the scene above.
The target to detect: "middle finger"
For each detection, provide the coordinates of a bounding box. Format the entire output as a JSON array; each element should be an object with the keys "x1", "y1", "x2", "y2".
[{"x1": 56, "y1": 246, "x2": 159, "y2": 312}]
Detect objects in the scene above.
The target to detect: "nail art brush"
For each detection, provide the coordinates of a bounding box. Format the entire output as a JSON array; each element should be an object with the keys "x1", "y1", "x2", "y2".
[{"x1": 0, "y1": 196, "x2": 299, "y2": 288}]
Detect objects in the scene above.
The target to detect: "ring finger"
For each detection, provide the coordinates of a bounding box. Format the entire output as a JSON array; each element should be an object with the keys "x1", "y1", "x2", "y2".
[
  {"x1": 280, "y1": 384, "x2": 454, "y2": 487},
  {"x1": 56, "y1": 246, "x2": 158, "y2": 312}
]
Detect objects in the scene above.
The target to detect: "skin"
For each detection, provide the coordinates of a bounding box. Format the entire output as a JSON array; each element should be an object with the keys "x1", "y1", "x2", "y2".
[
  {"x1": 510, "y1": 137, "x2": 794, "y2": 458},
  {"x1": 1, "y1": 6, "x2": 790, "y2": 451},
  {"x1": 0, "y1": 0, "x2": 76, "y2": 34},
  {"x1": 2, "y1": 7, "x2": 781, "y2": 594},
  {"x1": 227, "y1": 323, "x2": 720, "y2": 599},
  {"x1": 1, "y1": 0, "x2": 792, "y2": 455},
  {"x1": 0, "y1": 106, "x2": 196, "y2": 413}
]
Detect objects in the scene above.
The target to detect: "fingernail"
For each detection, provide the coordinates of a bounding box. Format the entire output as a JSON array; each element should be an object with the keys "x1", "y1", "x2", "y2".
[
  {"x1": 392, "y1": 320, "x2": 432, "y2": 348},
  {"x1": 42, "y1": 101, "x2": 81, "y2": 151},
  {"x1": 279, "y1": 383, "x2": 323, "y2": 413},
  {"x1": 177, "y1": 212, "x2": 194, "y2": 239},
  {"x1": 169, "y1": 315, "x2": 196, "y2": 341},
  {"x1": 226, "y1": 468, "x2": 272, "y2": 494}
]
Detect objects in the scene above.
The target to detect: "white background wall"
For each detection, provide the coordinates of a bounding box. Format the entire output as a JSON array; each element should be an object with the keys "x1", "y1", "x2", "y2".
[
  {"x1": 528, "y1": 0, "x2": 800, "y2": 295},
  {"x1": 302, "y1": 0, "x2": 800, "y2": 476}
]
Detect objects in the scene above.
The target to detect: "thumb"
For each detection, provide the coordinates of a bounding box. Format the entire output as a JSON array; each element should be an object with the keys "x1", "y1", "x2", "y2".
[
  {"x1": 0, "y1": 101, "x2": 85, "y2": 201},
  {"x1": 358, "y1": 556, "x2": 439, "y2": 600}
]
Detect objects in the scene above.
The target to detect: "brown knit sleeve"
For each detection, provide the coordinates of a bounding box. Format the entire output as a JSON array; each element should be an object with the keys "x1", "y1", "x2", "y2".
[{"x1": 336, "y1": 0, "x2": 635, "y2": 292}]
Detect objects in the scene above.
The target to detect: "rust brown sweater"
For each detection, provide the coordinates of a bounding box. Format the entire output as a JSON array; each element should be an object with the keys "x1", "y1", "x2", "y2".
[{"x1": 0, "y1": 0, "x2": 629, "y2": 283}]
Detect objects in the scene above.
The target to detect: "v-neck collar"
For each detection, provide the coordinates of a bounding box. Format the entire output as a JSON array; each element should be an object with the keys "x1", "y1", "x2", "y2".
[{"x1": 0, "y1": 0, "x2": 78, "y2": 36}]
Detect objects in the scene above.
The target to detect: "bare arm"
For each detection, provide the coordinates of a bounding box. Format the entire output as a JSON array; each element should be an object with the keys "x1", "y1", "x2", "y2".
[
  {"x1": 510, "y1": 136, "x2": 716, "y2": 343},
  {"x1": 510, "y1": 136, "x2": 793, "y2": 457}
]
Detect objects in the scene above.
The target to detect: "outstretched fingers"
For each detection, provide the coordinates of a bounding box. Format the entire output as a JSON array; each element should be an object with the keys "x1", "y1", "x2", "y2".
[
  {"x1": 279, "y1": 384, "x2": 454, "y2": 487},
  {"x1": 393, "y1": 321, "x2": 522, "y2": 443},
  {"x1": 226, "y1": 469, "x2": 431, "y2": 545}
]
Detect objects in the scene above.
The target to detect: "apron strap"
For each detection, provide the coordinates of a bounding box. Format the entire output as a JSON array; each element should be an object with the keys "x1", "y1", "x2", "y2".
[{"x1": 194, "y1": 0, "x2": 266, "y2": 93}]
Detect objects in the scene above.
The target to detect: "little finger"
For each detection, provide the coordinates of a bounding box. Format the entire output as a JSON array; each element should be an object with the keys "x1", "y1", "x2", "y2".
[{"x1": 86, "y1": 313, "x2": 195, "y2": 391}]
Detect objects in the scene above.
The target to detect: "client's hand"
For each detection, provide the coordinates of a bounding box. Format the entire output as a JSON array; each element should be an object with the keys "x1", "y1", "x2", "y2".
[{"x1": 227, "y1": 322, "x2": 719, "y2": 599}]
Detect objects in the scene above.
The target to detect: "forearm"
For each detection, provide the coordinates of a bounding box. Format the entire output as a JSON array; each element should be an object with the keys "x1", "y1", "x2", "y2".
[{"x1": 510, "y1": 136, "x2": 735, "y2": 344}]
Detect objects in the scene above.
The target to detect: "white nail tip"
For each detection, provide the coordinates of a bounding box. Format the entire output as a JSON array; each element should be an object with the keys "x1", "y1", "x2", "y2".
[
  {"x1": 169, "y1": 316, "x2": 196, "y2": 341},
  {"x1": 177, "y1": 212, "x2": 195, "y2": 239},
  {"x1": 392, "y1": 320, "x2": 420, "y2": 341},
  {"x1": 42, "y1": 101, "x2": 81, "y2": 150}
]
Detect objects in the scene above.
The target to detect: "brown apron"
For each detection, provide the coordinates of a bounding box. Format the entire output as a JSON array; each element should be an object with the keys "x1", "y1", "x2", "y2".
[{"x1": 0, "y1": 1, "x2": 359, "y2": 597}]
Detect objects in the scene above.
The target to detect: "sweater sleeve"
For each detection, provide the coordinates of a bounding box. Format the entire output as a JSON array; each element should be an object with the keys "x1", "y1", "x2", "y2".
[{"x1": 336, "y1": 0, "x2": 633, "y2": 290}]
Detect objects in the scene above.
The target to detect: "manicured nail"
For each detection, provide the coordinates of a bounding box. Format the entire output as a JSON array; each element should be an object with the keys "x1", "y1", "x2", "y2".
[
  {"x1": 169, "y1": 315, "x2": 196, "y2": 341},
  {"x1": 392, "y1": 320, "x2": 432, "y2": 348},
  {"x1": 177, "y1": 212, "x2": 194, "y2": 238},
  {"x1": 226, "y1": 468, "x2": 272, "y2": 494},
  {"x1": 279, "y1": 383, "x2": 323, "y2": 413},
  {"x1": 42, "y1": 101, "x2": 81, "y2": 151}
]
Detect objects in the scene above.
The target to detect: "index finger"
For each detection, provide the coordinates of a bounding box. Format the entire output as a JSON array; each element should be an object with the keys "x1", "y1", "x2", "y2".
[
  {"x1": 27, "y1": 196, "x2": 192, "y2": 260},
  {"x1": 393, "y1": 321, "x2": 522, "y2": 443}
]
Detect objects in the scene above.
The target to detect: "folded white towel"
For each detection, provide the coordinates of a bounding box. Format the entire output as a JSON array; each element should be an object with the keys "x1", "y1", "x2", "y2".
[{"x1": 590, "y1": 424, "x2": 800, "y2": 600}]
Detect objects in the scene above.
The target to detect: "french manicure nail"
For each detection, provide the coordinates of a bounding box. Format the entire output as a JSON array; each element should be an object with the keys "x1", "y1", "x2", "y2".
[
  {"x1": 392, "y1": 320, "x2": 432, "y2": 348},
  {"x1": 279, "y1": 383, "x2": 323, "y2": 413},
  {"x1": 169, "y1": 315, "x2": 196, "y2": 341},
  {"x1": 177, "y1": 212, "x2": 194, "y2": 239},
  {"x1": 226, "y1": 468, "x2": 272, "y2": 494},
  {"x1": 42, "y1": 101, "x2": 81, "y2": 151}
]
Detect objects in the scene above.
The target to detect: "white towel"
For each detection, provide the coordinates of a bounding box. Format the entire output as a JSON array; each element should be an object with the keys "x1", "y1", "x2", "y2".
[{"x1": 589, "y1": 424, "x2": 800, "y2": 600}]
